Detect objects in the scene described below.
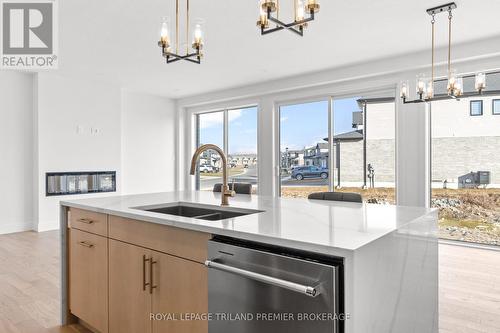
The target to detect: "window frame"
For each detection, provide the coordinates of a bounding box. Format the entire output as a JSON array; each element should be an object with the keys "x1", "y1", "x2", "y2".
[
  {"x1": 195, "y1": 106, "x2": 259, "y2": 191},
  {"x1": 277, "y1": 98, "x2": 333, "y2": 195},
  {"x1": 276, "y1": 93, "x2": 397, "y2": 198},
  {"x1": 493, "y1": 99, "x2": 500, "y2": 115},
  {"x1": 469, "y1": 100, "x2": 483, "y2": 116}
]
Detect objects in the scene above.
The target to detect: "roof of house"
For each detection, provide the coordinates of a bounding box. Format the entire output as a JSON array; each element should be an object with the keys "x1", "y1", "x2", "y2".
[{"x1": 323, "y1": 130, "x2": 364, "y2": 142}]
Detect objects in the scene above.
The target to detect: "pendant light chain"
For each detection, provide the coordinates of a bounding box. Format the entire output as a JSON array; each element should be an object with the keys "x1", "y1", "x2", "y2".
[
  {"x1": 176, "y1": 0, "x2": 179, "y2": 54},
  {"x1": 186, "y1": 0, "x2": 189, "y2": 55},
  {"x1": 431, "y1": 14, "x2": 435, "y2": 95},
  {"x1": 447, "y1": 9, "x2": 453, "y2": 80}
]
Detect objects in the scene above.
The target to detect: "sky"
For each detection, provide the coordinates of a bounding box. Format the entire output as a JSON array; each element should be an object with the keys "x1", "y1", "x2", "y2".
[
  {"x1": 198, "y1": 98, "x2": 361, "y2": 154},
  {"x1": 280, "y1": 98, "x2": 361, "y2": 151},
  {"x1": 198, "y1": 107, "x2": 258, "y2": 154}
]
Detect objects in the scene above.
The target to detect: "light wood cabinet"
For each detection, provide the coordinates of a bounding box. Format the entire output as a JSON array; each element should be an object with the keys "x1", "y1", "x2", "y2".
[
  {"x1": 109, "y1": 215, "x2": 211, "y2": 263},
  {"x1": 68, "y1": 211, "x2": 209, "y2": 333},
  {"x1": 109, "y1": 239, "x2": 152, "y2": 333},
  {"x1": 151, "y1": 251, "x2": 208, "y2": 333},
  {"x1": 70, "y1": 208, "x2": 108, "y2": 237},
  {"x1": 69, "y1": 229, "x2": 108, "y2": 333}
]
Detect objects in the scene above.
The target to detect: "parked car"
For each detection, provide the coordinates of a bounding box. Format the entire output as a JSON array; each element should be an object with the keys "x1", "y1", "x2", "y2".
[
  {"x1": 199, "y1": 164, "x2": 214, "y2": 173},
  {"x1": 291, "y1": 166, "x2": 328, "y2": 180}
]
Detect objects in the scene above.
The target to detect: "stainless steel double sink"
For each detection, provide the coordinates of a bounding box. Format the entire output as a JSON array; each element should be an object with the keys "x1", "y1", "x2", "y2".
[{"x1": 133, "y1": 202, "x2": 262, "y2": 221}]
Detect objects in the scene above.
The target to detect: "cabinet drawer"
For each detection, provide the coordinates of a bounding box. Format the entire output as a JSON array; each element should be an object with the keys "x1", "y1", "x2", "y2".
[
  {"x1": 69, "y1": 229, "x2": 108, "y2": 333},
  {"x1": 70, "y1": 208, "x2": 108, "y2": 237},
  {"x1": 109, "y1": 215, "x2": 211, "y2": 264}
]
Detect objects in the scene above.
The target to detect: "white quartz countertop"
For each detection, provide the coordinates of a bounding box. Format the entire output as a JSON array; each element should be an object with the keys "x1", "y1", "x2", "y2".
[{"x1": 61, "y1": 191, "x2": 435, "y2": 254}]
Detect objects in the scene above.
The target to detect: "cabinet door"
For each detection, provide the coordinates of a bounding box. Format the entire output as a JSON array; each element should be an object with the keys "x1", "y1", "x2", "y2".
[
  {"x1": 151, "y1": 252, "x2": 208, "y2": 333},
  {"x1": 109, "y1": 239, "x2": 152, "y2": 333},
  {"x1": 69, "y1": 229, "x2": 108, "y2": 333}
]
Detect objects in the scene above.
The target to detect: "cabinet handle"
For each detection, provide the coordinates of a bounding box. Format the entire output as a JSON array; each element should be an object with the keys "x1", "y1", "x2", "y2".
[
  {"x1": 143, "y1": 255, "x2": 150, "y2": 291},
  {"x1": 78, "y1": 241, "x2": 94, "y2": 248},
  {"x1": 149, "y1": 257, "x2": 157, "y2": 294},
  {"x1": 77, "y1": 218, "x2": 94, "y2": 224}
]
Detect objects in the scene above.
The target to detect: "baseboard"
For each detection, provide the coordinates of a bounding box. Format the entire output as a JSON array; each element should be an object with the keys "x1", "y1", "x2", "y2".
[
  {"x1": 0, "y1": 221, "x2": 34, "y2": 235},
  {"x1": 36, "y1": 222, "x2": 60, "y2": 232},
  {"x1": 439, "y1": 239, "x2": 500, "y2": 252}
]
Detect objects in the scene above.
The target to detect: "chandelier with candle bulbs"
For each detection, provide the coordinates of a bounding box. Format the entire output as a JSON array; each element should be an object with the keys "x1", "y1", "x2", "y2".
[
  {"x1": 158, "y1": 0, "x2": 204, "y2": 64},
  {"x1": 257, "y1": 0, "x2": 320, "y2": 36},
  {"x1": 401, "y1": 3, "x2": 500, "y2": 103}
]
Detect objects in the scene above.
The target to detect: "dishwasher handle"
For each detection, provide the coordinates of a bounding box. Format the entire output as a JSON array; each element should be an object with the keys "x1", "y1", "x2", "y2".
[{"x1": 205, "y1": 260, "x2": 320, "y2": 298}]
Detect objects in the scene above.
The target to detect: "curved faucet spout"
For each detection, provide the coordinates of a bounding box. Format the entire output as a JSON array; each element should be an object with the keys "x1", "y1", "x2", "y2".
[{"x1": 190, "y1": 144, "x2": 235, "y2": 206}]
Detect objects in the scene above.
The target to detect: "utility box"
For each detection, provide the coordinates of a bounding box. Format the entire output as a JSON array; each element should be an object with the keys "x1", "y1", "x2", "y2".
[{"x1": 458, "y1": 171, "x2": 491, "y2": 189}]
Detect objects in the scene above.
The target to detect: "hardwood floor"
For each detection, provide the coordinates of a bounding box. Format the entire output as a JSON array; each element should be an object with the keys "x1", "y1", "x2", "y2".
[
  {"x1": 0, "y1": 231, "x2": 498, "y2": 333},
  {"x1": 0, "y1": 231, "x2": 90, "y2": 333},
  {"x1": 439, "y1": 243, "x2": 500, "y2": 333}
]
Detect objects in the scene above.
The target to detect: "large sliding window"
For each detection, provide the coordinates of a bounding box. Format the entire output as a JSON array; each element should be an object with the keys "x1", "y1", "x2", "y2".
[
  {"x1": 279, "y1": 95, "x2": 396, "y2": 203},
  {"x1": 196, "y1": 106, "x2": 258, "y2": 192},
  {"x1": 333, "y1": 98, "x2": 396, "y2": 204},
  {"x1": 280, "y1": 100, "x2": 329, "y2": 198},
  {"x1": 431, "y1": 96, "x2": 500, "y2": 246}
]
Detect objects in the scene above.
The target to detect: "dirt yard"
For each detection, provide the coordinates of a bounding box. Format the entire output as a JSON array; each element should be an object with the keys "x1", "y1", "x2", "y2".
[{"x1": 281, "y1": 186, "x2": 500, "y2": 246}]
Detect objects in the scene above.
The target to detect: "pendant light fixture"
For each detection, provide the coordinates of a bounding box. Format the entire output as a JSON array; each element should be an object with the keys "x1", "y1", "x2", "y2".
[
  {"x1": 400, "y1": 3, "x2": 498, "y2": 104},
  {"x1": 158, "y1": 0, "x2": 204, "y2": 64},
  {"x1": 257, "y1": 0, "x2": 320, "y2": 36}
]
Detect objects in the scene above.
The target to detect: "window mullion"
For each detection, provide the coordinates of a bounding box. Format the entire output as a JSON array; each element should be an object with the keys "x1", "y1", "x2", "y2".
[
  {"x1": 223, "y1": 110, "x2": 229, "y2": 157},
  {"x1": 328, "y1": 98, "x2": 334, "y2": 191}
]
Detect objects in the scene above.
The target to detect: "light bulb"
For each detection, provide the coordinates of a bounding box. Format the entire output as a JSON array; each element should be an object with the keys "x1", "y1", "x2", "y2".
[
  {"x1": 475, "y1": 72, "x2": 486, "y2": 92},
  {"x1": 426, "y1": 81, "x2": 434, "y2": 99},
  {"x1": 447, "y1": 69, "x2": 457, "y2": 94},
  {"x1": 257, "y1": 0, "x2": 269, "y2": 27},
  {"x1": 454, "y1": 77, "x2": 463, "y2": 96},
  {"x1": 296, "y1": 0, "x2": 305, "y2": 21},
  {"x1": 400, "y1": 81, "x2": 409, "y2": 99},
  {"x1": 306, "y1": 0, "x2": 320, "y2": 13},
  {"x1": 193, "y1": 24, "x2": 202, "y2": 45},
  {"x1": 159, "y1": 17, "x2": 170, "y2": 46},
  {"x1": 416, "y1": 74, "x2": 426, "y2": 97}
]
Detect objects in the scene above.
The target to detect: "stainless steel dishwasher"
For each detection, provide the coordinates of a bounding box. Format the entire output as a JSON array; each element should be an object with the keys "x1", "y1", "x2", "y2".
[{"x1": 206, "y1": 237, "x2": 343, "y2": 333}]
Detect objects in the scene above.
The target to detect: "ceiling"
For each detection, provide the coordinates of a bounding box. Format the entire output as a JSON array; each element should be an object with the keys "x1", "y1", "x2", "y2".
[{"x1": 58, "y1": 0, "x2": 500, "y2": 98}]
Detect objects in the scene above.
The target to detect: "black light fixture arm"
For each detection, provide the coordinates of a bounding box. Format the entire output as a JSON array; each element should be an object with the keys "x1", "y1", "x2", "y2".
[
  {"x1": 261, "y1": 8, "x2": 315, "y2": 36},
  {"x1": 161, "y1": 45, "x2": 201, "y2": 64},
  {"x1": 258, "y1": 0, "x2": 319, "y2": 37}
]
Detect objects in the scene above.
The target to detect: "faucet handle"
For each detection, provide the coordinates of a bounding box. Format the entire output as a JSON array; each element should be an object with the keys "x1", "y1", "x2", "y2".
[{"x1": 225, "y1": 187, "x2": 236, "y2": 197}]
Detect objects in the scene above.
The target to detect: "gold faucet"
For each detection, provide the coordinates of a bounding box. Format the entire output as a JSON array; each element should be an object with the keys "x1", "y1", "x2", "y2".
[{"x1": 190, "y1": 144, "x2": 235, "y2": 206}]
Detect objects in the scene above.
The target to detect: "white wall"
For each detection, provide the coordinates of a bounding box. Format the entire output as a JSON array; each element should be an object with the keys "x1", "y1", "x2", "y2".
[
  {"x1": 35, "y1": 73, "x2": 123, "y2": 231},
  {"x1": 0, "y1": 72, "x2": 35, "y2": 234},
  {"x1": 366, "y1": 102, "x2": 396, "y2": 140},
  {"x1": 432, "y1": 96, "x2": 500, "y2": 138},
  {"x1": 121, "y1": 91, "x2": 176, "y2": 194}
]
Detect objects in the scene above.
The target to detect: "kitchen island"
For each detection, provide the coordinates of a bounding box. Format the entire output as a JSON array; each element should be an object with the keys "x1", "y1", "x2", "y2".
[{"x1": 60, "y1": 191, "x2": 438, "y2": 333}]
